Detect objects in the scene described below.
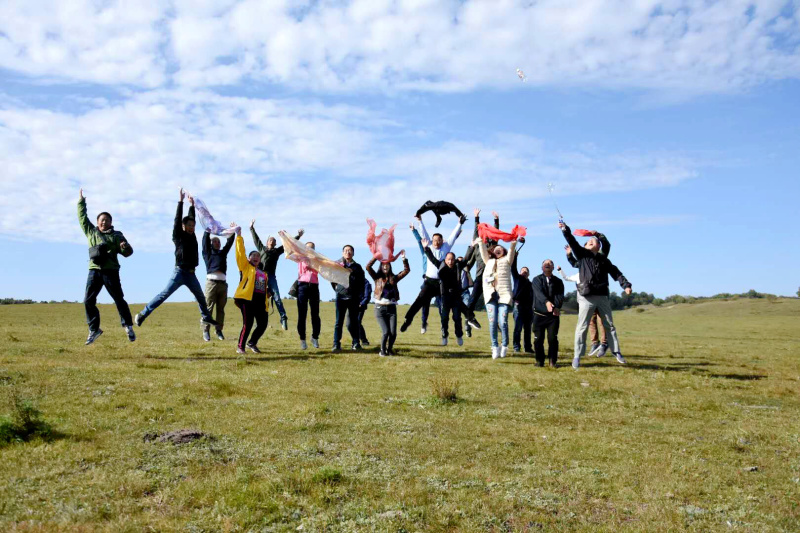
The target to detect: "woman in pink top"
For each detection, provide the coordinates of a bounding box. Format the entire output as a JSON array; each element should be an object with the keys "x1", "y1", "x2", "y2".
[{"x1": 297, "y1": 241, "x2": 321, "y2": 350}]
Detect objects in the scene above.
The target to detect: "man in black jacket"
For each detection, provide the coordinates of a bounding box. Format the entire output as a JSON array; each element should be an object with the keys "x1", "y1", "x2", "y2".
[
  {"x1": 202, "y1": 229, "x2": 234, "y2": 341},
  {"x1": 135, "y1": 188, "x2": 219, "y2": 329},
  {"x1": 511, "y1": 249, "x2": 534, "y2": 354},
  {"x1": 423, "y1": 240, "x2": 467, "y2": 346},
  {"x1": 250, "y1": 220, "x2": 304, "y2": 331},
  {"x1": 532, "y1": 259, "x2": 565, "y2": 367},
  {"x1": 559, "y1": 222, "x2": 632, "y2": 368},
  {"x1": 331, "y1": 244, "x2": 366, "y2": 352},
  {"x1": 567, "y1": 230, "x2": 611, "y2": 357}
]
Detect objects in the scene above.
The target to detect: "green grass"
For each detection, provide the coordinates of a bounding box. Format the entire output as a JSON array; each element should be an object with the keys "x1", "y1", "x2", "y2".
[{"x1": 1, "y1": 298, "x2": 799, "y2": 531}]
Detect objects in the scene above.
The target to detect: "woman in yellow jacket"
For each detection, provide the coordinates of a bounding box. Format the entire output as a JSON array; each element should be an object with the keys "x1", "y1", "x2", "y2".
[{"x1": 233, "y1": 226, "x2": 271, "y2": 354}]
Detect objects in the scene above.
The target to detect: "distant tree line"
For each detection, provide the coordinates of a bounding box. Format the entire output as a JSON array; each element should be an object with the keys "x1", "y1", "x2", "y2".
[
  {"x1": 1, "y1": 299, "x2": 77, "y2": 305},
  {"x1": 559, "y1": 289, "x2": 792, "y2": 314}
]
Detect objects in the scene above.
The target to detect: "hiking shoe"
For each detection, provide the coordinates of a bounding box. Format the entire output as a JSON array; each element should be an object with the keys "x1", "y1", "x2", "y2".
[
  {"x1": 134, "y1": 313, "x2": 145, "y2": 327},
  {"x1": 280, "y1": 317, "x2": 288, "y2": 331},
  {"x1": 352, "y1": 344, "x2": 363, "y2": 351},
  {"x1": 361, "y1": 339, "x2": 370, "y2": 346},
  {"x1": 203, "y1": 328, "x2": 211, "y2": 342},
  {"x1": 548, "y1": 360, "x2": 557, "y2": 368},
  {"x1": 331, "y1": 345, "x2": 341, "y2": 353},
  {"x1": 513, "y1": 346, "x2": 521, "y2": 353},
  {"x1": 236, "y1": 346, "x2": 245, "y2": 355},
  {"x1": 311, "y1": 338, "x2": 319, "y2": 349},
  {"x1": 85, "y1": 329, "x2": 103, "y2": 345},
  {"x1": 379, "y1": 350, "x2": 388, "y2": 357},
  {"x1": 467, "y1": 317, "x2": 481, "y2": 330},
  {"x1": 598, "y1": 344, "x2": 609, "y2": 357},
  {"x1": 246, "y1": 343, "x2": 261, "y2": 354},
  {"x1": 441, "y1": 337, "x2": 448, "y2": 346},
  {"x1": 589, "y1": 343, "x2": 601, "y2": 356},
  {"x1": 125, "y1": 326, "x2": 136, "y2": 342},
  {"x1": 466, "y1": 328, "x2": 472, "y2": 338},
  {"x1": 421, "y1": 325, "x2": 427, "y2": 334},
  {"x1": 572, "y1": 357, "x2": 581, "y2": 369},
  {"x1": 300, "y1": 340, "x2": 307, "y2": 350},
  {"x1": 457, "y1": 337, "x2": 463, "y2": 346},
  {"x1": 201, "y1": 317, "x2": 219, "y2": 327},
  {"x1": 388, "y1": 349, "x2": 396, "y2": 356},
  {"x1": 400, "y1": 321, "x2": 409, "y2": 333},
  {"x1": 500, "y1": 346, "x2": 508, "y2": 358},
  {"x1": 491, "y1": 346, "x2": 499, "y2": 359},
  {"x1": 614, "y1": 352, "x2": 627, "y2": 364},
  {"x1": 216, "y1": 330, "x2": 225, "y2": 340}
]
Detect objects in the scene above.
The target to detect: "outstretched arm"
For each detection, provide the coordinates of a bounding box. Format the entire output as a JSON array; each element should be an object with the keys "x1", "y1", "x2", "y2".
[
  {"x1": 507, "y1": 240, "x2": 517, "y2": 265},
  {"x1": 365, "y1": 257, "x2": 379, "y2": 281},
  {"x1": 472, "y1": 208, "x2": 480, "y2": 241},
  {"x1": 492, "y1": 210, "x2": 500, "y2": 230},
  {"x1": 597, "y1": 232, "x2": 611, "y2": 257},
  {"x1": 559, "y1": 223, "x2": 589, "y2": 259},
  {"x1": 418, "y1": 217, "x2": 430, "y2": 242},
  {"x1": 474, "y1": 237, "x2": 490, "y2": 264},
  {"x1": 77, "y1": 189, "x2": 94, "y2": 236},
  {"x1": 222, "y1": 232, "x2": 235, "y2": 254},
  {"x1": 607, "y1": 260, "x2": 632, "y2": 293},
  {"x1": 396, "y1": 254, "x2": 411, "y2": 282},
  {"x1": 445, "y1": 217, "x2": 464, "y2": 248},
  {"x1": 202, "y1": 230, "x2": 211, "y2": 261},
  {"x1": 250, "y1": 225, "x2": 265, "y2": 253}
]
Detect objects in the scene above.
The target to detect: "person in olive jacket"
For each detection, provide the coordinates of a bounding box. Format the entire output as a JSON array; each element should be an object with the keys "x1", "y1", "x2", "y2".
[
  {"x1": 78, "y1": 188, "x2": 135, "y2": 345},
  {"x1": 135, "y1": 188, "x2": 219, "y2": 329}
]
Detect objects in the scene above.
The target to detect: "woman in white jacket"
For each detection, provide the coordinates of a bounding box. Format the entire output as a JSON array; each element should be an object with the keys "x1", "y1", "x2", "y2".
[{"x1": 475, "y1": 237, "x2": 517, "y2": 359}]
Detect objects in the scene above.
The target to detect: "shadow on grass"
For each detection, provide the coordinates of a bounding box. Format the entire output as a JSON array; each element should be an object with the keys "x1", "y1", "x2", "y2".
[
  {"x1": 585, "y1": 356, "x2": 767, "y2": 380},
  {"x1": 148, "y1": 354, "x2": 316, "y2": 362}
]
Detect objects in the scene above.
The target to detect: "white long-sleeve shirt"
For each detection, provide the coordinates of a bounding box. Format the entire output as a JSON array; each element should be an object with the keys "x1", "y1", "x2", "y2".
[
  {"x1": 419, "y1": 218, "x2": 463, "y2": 279},
  {"x1": 558, "y1": 268, "x2": 580, "y2": 283}
]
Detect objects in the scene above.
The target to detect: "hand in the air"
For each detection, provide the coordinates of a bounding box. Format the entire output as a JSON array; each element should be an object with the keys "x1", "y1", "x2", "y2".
[
  {"x1": 79, "y1": 188, "x2": 84, "y2": 199},
  {"x1": 473, "y1": 208, "x2": 480, "y2": 217},
  {"x1": 491, "y1": 210, "x2": 499, "y2": 219},
  {"x1": 179, "y1": 187, "x2": 185, "y2": 201},
  {"x1": 421, "y1": 238, "x2": 430, "y2": 248},
  {"x1": 250, "y1": 219, "x2": 255, "y2": 229},
  {"x1": 625, "y1": 287, "x2": 632, "y2": 295},
  {"x1": 297, "y1": 228, "x2": 305, "y2": 238}
]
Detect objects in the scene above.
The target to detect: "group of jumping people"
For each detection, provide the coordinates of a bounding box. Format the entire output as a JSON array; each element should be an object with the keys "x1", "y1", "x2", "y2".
[{"x1": 78, "y1": 188, "x2": 633, "y2": 368}]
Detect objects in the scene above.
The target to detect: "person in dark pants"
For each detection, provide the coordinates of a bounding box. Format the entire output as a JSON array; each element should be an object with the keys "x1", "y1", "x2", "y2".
[
  {"x1": 202, "y1": 228, "x2": 234, "y2": 341},
  {"x1": 532, "y1": 259, "x2": 565, "y2": 367},
  {"x1": 331, "y1": 245, "x2": 366, "y2": 352},
  {"x1": 410, "y1": 222, "x2": 441, "y2": 333},
  {"x1": 250, "y1": 220, "x2": 303, "y2": 331},
  {"x1": 231, "y1": 225, "x2": 269, "y2": 354},
  {"x1": 366, "y1": 252, "x2": 410, "y2": 356},
  {"x1": 78, "y1": 188, "x2": 135, "y2": 345},
  {"x1": 423, "y1": 240, "x2": 467, "y2": 346},
  {"x1": 566, "y1": 230, "x2": 612, "y2": 357},
  {"x1": 511, "y1": 244, "x2": 534, "y2": 353},
  {"x1": 464, "y1": 208, "x2": 500, "y2": 323},
  {"x1": 296, "y1": 241, "x2": 321, "y2": 350},
  {"x1": 458, "y1": 255, "x2": 473, "y2": 337},
  {"x1": 135, "y1": 188, "x2": 219, "y2": 330},
  {"x1": 347, "y1": 278, "x2": 372, "y2": 346}
]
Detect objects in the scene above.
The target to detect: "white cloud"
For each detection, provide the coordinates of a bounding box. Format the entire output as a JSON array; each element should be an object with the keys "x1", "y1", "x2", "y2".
[
  {"x1": 0, "y1": 89, "x2": 696, "y2": 254},
  {"x1": 1, "y1": 0, "x2": 798, "y2": 94}
]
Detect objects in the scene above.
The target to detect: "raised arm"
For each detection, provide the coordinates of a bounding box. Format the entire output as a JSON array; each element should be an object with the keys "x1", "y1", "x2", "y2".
[
  {"x1": 396, "y1": 256, "x2": 411, "y2": 281},
  {"x1": 418, "y1": 218, "x2": 431, "y2": 242},
  {"x1": 597, "y1": 232, "x2": 611, "y2": 257},
  {"x1": 464, "y1": 245, "x2": 477, "y2": 269},
  {"x1": 507, "y1": 240, "x2": 517, "y2": 265},
  {"x1": 475, "y1": 237, "x2": 490, "y2": 264},
  {"x1": 173, "y1": 201, "x2": 184, "y2": 243},
  {"x1": 492, "y1": 210, "x2": 500, "y2": 229},
  {"x1": 510, "y1": 250, "x2": 520, "y2": 281},
  {"x1": 222, "y1": 234, "x2": 235, "y2": 255},
  {"x1": 445, "y1": 217, "x2": 464, "y2": 249},
  {"x1": 410, "y1": 225, "x2": 425, "y2": 256},
  {"x1": 234, "y1": 234, "x2": 248, "y2": 272},
  {"x1": 365, "y1": 257, "x2": 379, "y2": 281},
  {"x1": 472, "y1": 208, "x2": 480, "y2": 241},
  {"x1": 250, "y1": 224, "x2": 265, "y2": 253},
  {"x1": 77, "y1": 190, "x2": 95, "y2": 236},
  {"x1": 202, "y1": 230, "x2": 211, "y2": 261},
  {"x1": 560, "y1": 223, "x2": 589, "y2": 259}
]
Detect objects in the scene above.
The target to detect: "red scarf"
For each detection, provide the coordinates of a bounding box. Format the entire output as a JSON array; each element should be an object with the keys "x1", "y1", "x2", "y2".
[{"x1": 477, "y1": 223, "x2": 527, "y2": 243}]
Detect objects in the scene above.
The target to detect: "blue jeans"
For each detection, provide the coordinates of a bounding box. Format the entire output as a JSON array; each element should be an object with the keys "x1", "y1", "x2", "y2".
[
  {"x1": 461, "y1": 289, "x2": 472, "y2": 334},
  {"x1": 485, "y1": 294, "x2": 509, "y2": 348},
  {"x1": 267, "y1": 274, "x2": 286, "y2": 320},
  {"x1": 140, "y1": 267, "x2": 211, "y2": 321}
]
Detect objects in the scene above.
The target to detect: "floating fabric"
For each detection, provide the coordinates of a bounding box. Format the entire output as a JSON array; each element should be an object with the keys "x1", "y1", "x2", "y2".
[
  {"x1": 477, "y1": 223, "x2": 527, "y2": 243},
  {"x1": 279, "y1": 230, "x2": 350, "y2": 288},
  {"x1": 366, "y1": 218, "x2": 404, "y2": 263},
  {"x1": 192, "y1": 196, "x2": 239, "y2": 237},
  {"x1": 572, "y1": 229, "x2": 597, "y2": 237},
  {"x1": 414, "y1": 200, "x2": 464, "y2": 228}
]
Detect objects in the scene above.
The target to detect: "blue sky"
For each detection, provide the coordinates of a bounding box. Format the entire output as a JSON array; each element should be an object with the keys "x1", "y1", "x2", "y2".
[{"x1": 1, "y1": 0, "x2": 799, "y2": 305}]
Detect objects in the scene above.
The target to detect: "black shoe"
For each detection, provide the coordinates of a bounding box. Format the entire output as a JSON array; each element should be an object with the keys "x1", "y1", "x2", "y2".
[
  {"x1": 246, "y1": 343, "x2": 261, "y2": 354},
  {"x1": 201, "y1": 317, "x2": 219, "y2": 327},
  {"x1": 125, "y1": 326, "x2": 136, "y2": 342},
  {"x1": 134, "y1": 313, "x2": 145, "y2": 327},
  {"x1": 400, "y1": 321, "x2": 410, "y2": 333},
  {"x1": 216, "y1": 330, "x2": 225, "y2": 341},
  {"x1": 352, "y1": 344, "x2": 363, "y2": 351},
  {"x1": 203, "y1": 328, "x2": 211, "y2": 342},
  {"x1": 467, "y1": 317, "x2": 481, "y2": 330},
  {"x1": 280, "y1": 317, "x2": 288, "y2": 330},
  {"x1": 466, "y1": 329, "x2": 472, "y2": 338},
  {"x1": 361, "y1": 339, "x2": 370, "y2": 346},
  {"x1": 332, "y1": 345, "x2": 342, "y2": 353},
  {"x1": 388, "y1": 349, "x2": 396, "y2": 356},
  {"x1": 85, "y1": 329, "x2": 103, "y2": 345},
  {"x1": 536, "y1": 361, "x2": 545, "y2": 367}
]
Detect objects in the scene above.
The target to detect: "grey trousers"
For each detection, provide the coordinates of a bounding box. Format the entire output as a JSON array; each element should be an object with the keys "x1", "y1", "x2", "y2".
[
  {"x1": 574, "y1": 294, "x2": 620, "y2": 359},
  {"x1": 204, "y1": 279, "x2": 228, "y2": 330}
]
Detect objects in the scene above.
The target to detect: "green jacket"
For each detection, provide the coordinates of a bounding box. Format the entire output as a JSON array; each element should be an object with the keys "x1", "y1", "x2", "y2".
[{"x1": 78, "y1": 198, "x2": 133, "y2": 270}]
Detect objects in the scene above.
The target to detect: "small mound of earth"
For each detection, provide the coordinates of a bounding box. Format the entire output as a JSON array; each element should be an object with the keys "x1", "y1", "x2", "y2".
[{"x1": 143, "y1": 429, "x2": 208, "y2": 444}]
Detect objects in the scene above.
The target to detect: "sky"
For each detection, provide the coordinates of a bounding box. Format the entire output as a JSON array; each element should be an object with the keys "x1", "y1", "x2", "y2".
[{"x1": 1, "y1": 0, "x2": 799, "y2": 305}]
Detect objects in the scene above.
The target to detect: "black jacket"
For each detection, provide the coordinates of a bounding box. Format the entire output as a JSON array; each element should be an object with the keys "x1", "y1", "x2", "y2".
[
  {"x1": 332, "y1": 258, "x2": 366, "y2": 301},
  {"x1": 562, "y1": 224, "x2": 631, "y2": 296},
  {"x1": 202, "y1": 231, "x2": 234, "y2": 275},
  {"x1": 567, "y1": 232, "x2": 610, "y2": 267},
  {"x1": 425, "y1": 247, "x2": 466, "y2": 298},
  {"x1": 251, "y1": 228, "x2": 301, "y2": 276},
  {"x1": 173, "y1": 201, "x2": 199, "y2": 269},
  {"x1": 532, "y1": 274, "x2": 565, "y2": 315},
  {"x1": 464, "y1": 215, "x2": 500, "y2": 277},
  {"x1": 511, "y1": 254, "x2": 533, "y2": 307}
]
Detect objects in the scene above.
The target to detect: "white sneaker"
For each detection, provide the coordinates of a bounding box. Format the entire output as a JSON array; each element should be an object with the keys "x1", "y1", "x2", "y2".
[
  {"x1": 311, "y1": 338, "x2": 319, "y2": 349},
  {"x1": 491, "y1": 347, "x2": 499, "y2": 359},
  {"x1": 614, "y1": 352, "x2": 627, "y2": 364},
  {"x1": 457, "y1": 337, "x2": 463, "y2": 346},
  {"x1": 572, "y1": 357, "x2": 581, "y2": 369},
  {"x1": 300, "y1": 340, "x2": 307, "y2": 350},
  {"x1": 441, "y1": 337, "x2": 448, "y2": 346},
  {"x1": 500, "y1": 346, "x2": 508, "y2": 358},
  {"x1": 421, "y1": 326, "x2": 427, "y2": 334}
]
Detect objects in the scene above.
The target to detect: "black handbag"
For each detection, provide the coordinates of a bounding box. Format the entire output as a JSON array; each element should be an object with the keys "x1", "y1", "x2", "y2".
[
  {"x1": 288, "y1": 280, "x2": 299, "y2": 298},
  {"x1": 89, "y1": 232, "x2": 110, "y2": 261}
]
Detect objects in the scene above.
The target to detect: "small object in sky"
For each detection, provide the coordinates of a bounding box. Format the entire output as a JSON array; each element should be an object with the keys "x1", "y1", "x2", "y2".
[{"x1": 516, "y1": 68, "x2": 527, "y2": 82}]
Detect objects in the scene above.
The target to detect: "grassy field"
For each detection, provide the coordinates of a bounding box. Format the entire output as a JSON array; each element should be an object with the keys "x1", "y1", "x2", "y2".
[{"x1": 1, "y1": 297, "x2": 799, "y2": 532}]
